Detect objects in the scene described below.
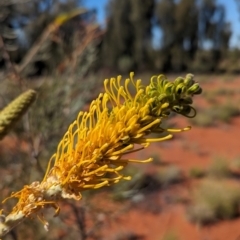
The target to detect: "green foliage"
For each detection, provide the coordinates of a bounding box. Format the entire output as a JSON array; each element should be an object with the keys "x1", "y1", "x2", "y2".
[
  {"x1": 154, "y1": 0, "x2": 232, "y2": 73},
  {"x1": 187, "y1": 180, "x2": 240, "y2": 224},
  {"x1": 102, "y1": 0, "x2": 154, "y2": 72},
  {"x1": 1, "y1": 0, "x2": 239, "y2": 74}
]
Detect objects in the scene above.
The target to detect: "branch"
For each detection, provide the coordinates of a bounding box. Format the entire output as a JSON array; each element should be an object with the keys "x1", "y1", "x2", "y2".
[{"x1": 17, "y1": 8, "x2": 89, "y2": 74}]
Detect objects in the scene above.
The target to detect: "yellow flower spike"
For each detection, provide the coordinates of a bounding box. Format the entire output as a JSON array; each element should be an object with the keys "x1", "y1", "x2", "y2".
[
  {"x1": 0, "y1": 73, "x2": 202, "y2": 237},
  {"x1": 0, "y1": 89, "x2": 37, "y2": 140}
]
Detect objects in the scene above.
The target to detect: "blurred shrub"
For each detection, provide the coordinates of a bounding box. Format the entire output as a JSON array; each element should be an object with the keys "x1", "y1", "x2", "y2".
[
  {"x1": 152, "y1": 152, "x2": 162, "y2": 165},
  {"x1": 0, "y1": 0, "x2": 101, "y2": 77},
  {"x1": 211, "y1": 88, "x2": 235, "y2": 96},
  {"x1": 187, "y1": 180, "x2": 240, "y2": 224},
  {"x1": 190, "y1": 109, "x2": 214, "y2": 127},
  {"x1": 157, "y1": 166, "x2": 183, "y2": 186},
  {"x1": 111, "y1": 167, "x2": 161, "y2": 201},
  {"x1": 111, "y1": 166, "x2": 144, "y2": 201},
  {"x1": 187, "y1": 201, "x2": 216, "y2": 225},
  {"x1": 218, "y1": 49, "x2": 240, "y2": 73},
  {"x1": 161, "y1": 231, "x2": 179, "y2": 240},
  {"x1": 207, "y1": 157, "x2": 231, "y2": 179},
  {"x1": 230, "y1": 157, "x2": 240, "y2": 170},
  {"x1": 189, "y1": 167, "x2": 205, "y2": 179},
  {"x1": 113, "y1": 231, "x2": 144, "y2": 240},
  {"x1": 190, "y1": 50, "x2": 217, "y2": 73},
  {"x1": 214, "y1": 103, "x2": 239, "y2": 123},
  {"x1": 190, "y1": 102, "x2": 239, "y2": 127},
  {"x1": 30, "y1": 72, "x2": 100, "y2": 163}
]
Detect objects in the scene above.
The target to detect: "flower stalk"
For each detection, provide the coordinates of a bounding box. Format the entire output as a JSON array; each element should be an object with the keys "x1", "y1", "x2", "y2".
[{"x1": 0, "y1": 73, "x2": 202, "y2": 237}]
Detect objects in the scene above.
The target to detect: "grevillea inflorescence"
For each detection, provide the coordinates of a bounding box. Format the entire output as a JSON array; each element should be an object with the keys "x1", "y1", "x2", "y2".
[{"x1": 0, "y1": 73, "x2": 202, "y2": 236}]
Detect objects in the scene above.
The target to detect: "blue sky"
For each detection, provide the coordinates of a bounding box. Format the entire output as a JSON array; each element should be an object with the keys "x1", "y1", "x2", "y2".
[{"x1": 83, "y1": 0, "x2": 240, "y2": 48}]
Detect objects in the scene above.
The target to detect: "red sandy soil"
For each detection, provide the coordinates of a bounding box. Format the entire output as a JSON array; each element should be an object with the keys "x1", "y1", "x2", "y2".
[
  {"x1": 1, "y1": 75, "x2": 240, "y2": 240},
  {"x1": 101, "y1": 205, "x2": 240, "y2": 240}
]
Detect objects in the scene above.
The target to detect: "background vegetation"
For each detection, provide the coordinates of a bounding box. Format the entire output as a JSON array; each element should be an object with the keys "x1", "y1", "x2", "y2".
[
  {"x1": 0, "y1": 0, "x2": 240, "y2": 76},
  {"x1": 0, "y1": 0, "x2": 240, "y2": 239}
]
